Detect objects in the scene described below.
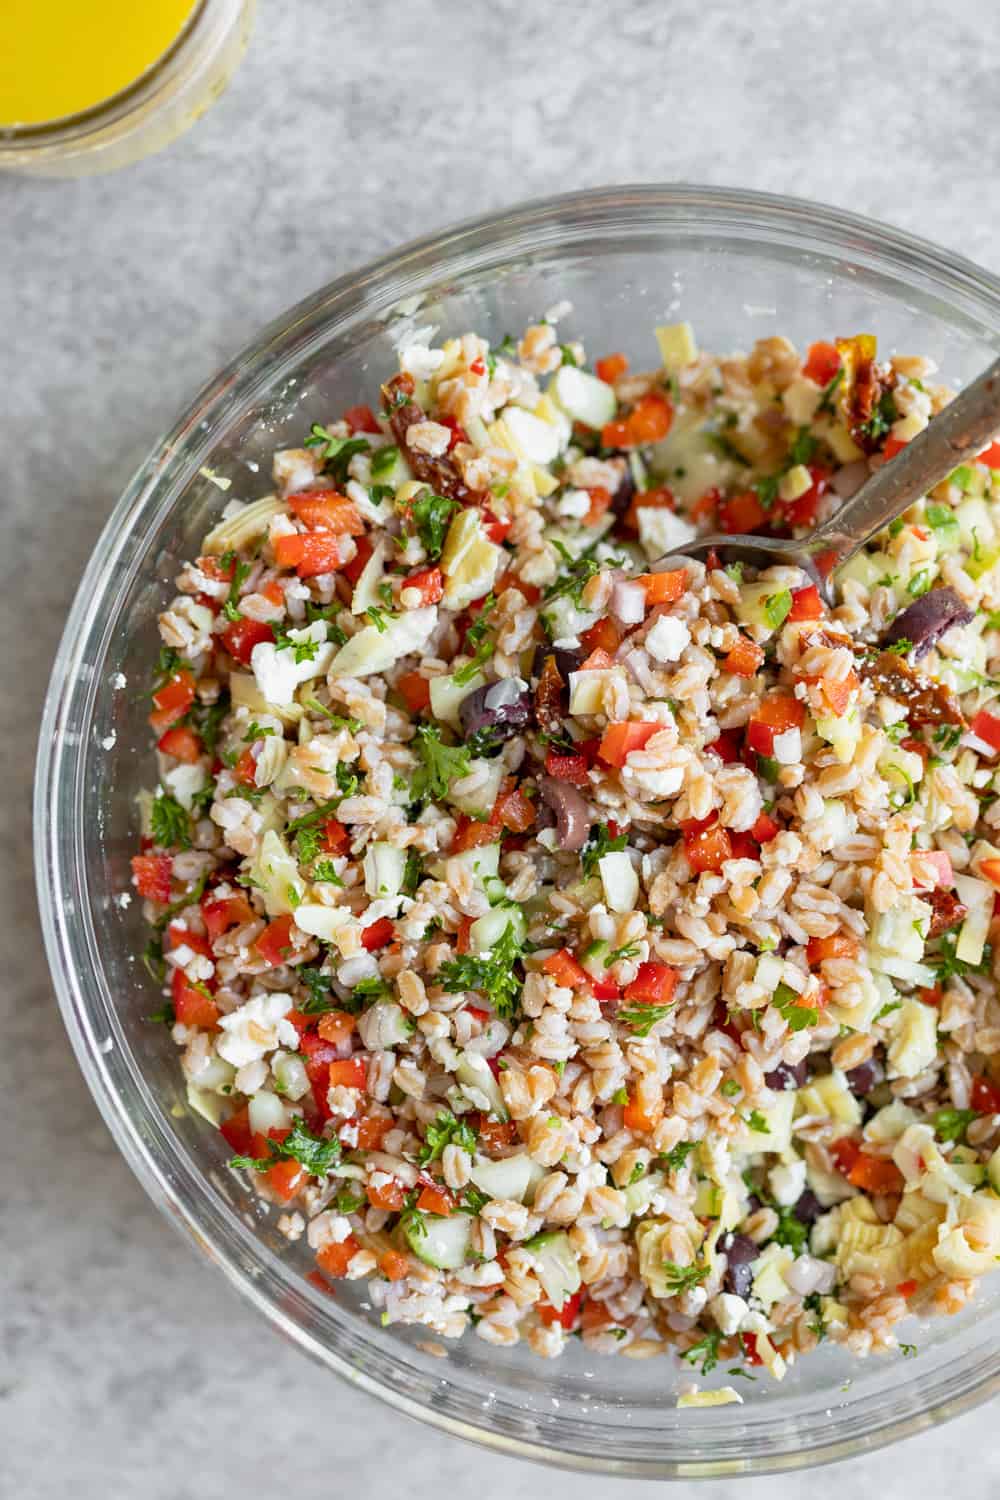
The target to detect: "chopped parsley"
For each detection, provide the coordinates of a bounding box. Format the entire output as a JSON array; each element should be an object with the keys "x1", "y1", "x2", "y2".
[
  {"x1": 771, "y1": 1203, "x2": 809, "y2": 1255},
  {"x1": 369, "y1": 444, "x2": 399, "y2": 480},
  {"x1": 789, "y1": 426, "x2": 818, "y2": 465},
  {"x1": 230, "y1": 1118, "x2": 341, "y2": 1176},
  {"x1": 364, "y1": 605, "x2": 390, "y2": 634},
  {"x1": 150, "y1": 792, "x2": 191, "y2": 850},
  {"x1": 580, "y1": 821, "x2": 628, "y2": 879},
  {"x1": 933, "y1": 724, "x2": 963, "y2": 753},
  {"x1": 618, "y1": 1003, "x2": 673, "y2": 1037},
  {"x1": 662, "y1": 1139, "x2": 697, "y2": 1172},
  {"x1": 745, "y1": 1108, "x2": 770, "y2": 1134},
  {"x1": 305, "y1": 424, "x2": 371, "y2": 481},
  {"x1": 860, "y1": 389, "x2": 898, "y2": 443},
  {"x1": 417, "y1": 1108, "x2": 478, "y2": 1165},
  {"x1": 928, "y1": 931, "x2": 992, "y2": 981},
  {"x1": 407, "y1": 489, "x2": 460, "y2": 560},
  {"x1": 772, "y1": 980, "x2": 818, "y2": 1031},
  {"x1": 817, "y1": 366, "x2": 845, "y2": 414},
  {"x1": 438, "y1": 921, "x2": 524, "y2": 1020},
  {"x1": 662, "y1": 1260, "x2": 709, "y2": 1295},
  {"x1": 754, "y1": 474, "x2": 781, "y2": 511},
  {"x1": 682, "y1": 1329, "x2": 722, "y2": 1375},
  {"x1": 310, "y1": 859, "x2": 343, "y2": 885},
  {"x1": 907, "y1": 569, "x2": 932, "y2": 599},
  {"x1": 297, "y1": 967, "x2": 338, "y2": 1014},
  {"x1": 221, "y1": 557, "x2": 252, "y2": 621},
  {"x1": 410, "y1": 725, "x2": 472, "y2": 803},
  {"x1": 543, "y1": 539, "x2": 602, "y2": 608}
]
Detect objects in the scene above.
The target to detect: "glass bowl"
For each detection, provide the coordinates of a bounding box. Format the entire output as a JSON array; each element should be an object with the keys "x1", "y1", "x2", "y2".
[
  {"x1": 0, "y1": 0, "x2": 254, "y2": 177},
  {"x1": 35, "y1": 184, "x2": 1000, "y2": 1478}
]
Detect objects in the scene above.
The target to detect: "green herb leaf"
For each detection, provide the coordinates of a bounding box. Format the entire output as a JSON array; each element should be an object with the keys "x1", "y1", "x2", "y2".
[
  {"x1": 662, "y1": 1260, "x2": 709, "y2": 1295},
  {"x1": 305, "y1": 424, "x2": 371, "y2": 481},
  {"x1": 438, "y1": 921, "x2": 524, "y2": 1020},
  {"x1": 408, "y1": 489, "x2": 460, "y2": 560},
  {"x1": 150, "y1": 792, "x2": 191, "y2": 850},
  {"x1": 580, "y1": 821, "x2": 628, "y2": 880},
  {"x1": 932, "y1": 1107, "x2": 976, "y2": 1143},
  {"x1": 411, "y1": 725, "x2": 472, "y2": 804},
  {"x1": 682, "y1": 1329, "x2": 722, "y2": 1374},
  {"x1": 772, "y1": 980, "x2": 818, "y2": 1031},
  {"x1": 618, "y1": 1003, "x2": 673, "y2": 1037},
  {"x1": 417, "y1": 1108, "x2": 478, "y2": 1165}
]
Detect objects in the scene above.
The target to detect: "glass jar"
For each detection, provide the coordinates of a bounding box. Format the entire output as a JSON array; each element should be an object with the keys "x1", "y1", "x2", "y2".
[{"x1": 0, "y1": 0, "x2": 254, "y2": 177}]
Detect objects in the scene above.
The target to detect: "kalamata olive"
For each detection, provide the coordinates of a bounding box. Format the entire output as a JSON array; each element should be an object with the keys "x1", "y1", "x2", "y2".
[
  {"x1": 721, "y1": 1232, "x2": 758, "y2": 1298},
  {"x1": 845, "y1": 1055, "x2": 884, "y2": 1096},
  {"x1": 882, "y1": 586, "x2": 974, "y2": 660},
  {"x1": 610, "y1": 462, "x2": 636, "y2": 517},
  {"x1": 792, "y1": 1188, "x2": 822, "y2": 1226},
  {"x1": 538, "y1": 776, "x2": 590, "y2": 851},
  {"x1": 530, "y1": 642, "x2": 582, "y2": 682},
  {"x1": 459, "y1": 677, "x2": 532, "y2": 744},
  {"x1": 764, "y1": 1058, "x2": 809, "y2": 1091}
]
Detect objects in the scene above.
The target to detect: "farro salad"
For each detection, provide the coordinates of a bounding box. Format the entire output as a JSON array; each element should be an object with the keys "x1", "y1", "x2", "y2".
[{"x1": 133, "y1": 313, "x2": 1000, "y2": 1402}]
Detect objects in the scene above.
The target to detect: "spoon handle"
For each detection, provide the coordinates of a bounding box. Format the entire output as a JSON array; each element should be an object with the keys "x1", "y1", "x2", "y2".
[{"x1": 806, "y1": 353, "x2": 1000, "y2": 565}]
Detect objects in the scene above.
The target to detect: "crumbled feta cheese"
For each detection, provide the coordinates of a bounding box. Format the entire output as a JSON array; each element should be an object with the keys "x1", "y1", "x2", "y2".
[
  {"x1": 400, "y1": 343, "x2": 446, "y2": 380},
  {"x1": 709, "y1": 1292, "x2": 749, "y2": 1336},
  {"x1": 250, "y1": 622, "x2": 335, "y2": 706},
  {"x1": 556, "y1": 488, "x2": 592, "y2": 520},
  {"x1": 768, "y1": 1158, "x2": 807, "y2": 1207},
  {"x1": 644, "y1": 614, "x2": 691, "y2": 664},
  {"x1": 217, "y1": 992, "x2": 295, "y2": 1068},
  {"x1": 637, "y1": 506, "x2": 698, "y2": 561},
  {"x1": 772, "y1": 727, "x2": 802, "y2": 765},
  {"x1": 163, "y1": 762, "x2": 209, "y2": 810}
]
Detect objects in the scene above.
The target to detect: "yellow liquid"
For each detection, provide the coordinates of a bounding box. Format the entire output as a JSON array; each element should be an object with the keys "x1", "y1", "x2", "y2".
[{"x1": 0, "y1": 0, "x2": 200, "y2": 126}]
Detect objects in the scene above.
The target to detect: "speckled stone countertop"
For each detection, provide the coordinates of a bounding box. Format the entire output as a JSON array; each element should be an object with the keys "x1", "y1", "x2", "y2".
[{"x1": 5, "y1": 1, "x2": 1000, "y2": 1494}]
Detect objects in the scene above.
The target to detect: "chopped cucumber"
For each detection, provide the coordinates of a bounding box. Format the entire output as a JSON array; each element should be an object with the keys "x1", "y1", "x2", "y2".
[
  {"x1": 524, "y1": 1230, "x2": 581, "y2": 1310},
  {"x1": 549, "y1": 365, "x2": 617, "y2": 429},
  {"x1": 455, "y1": 1050, "x2": 508, "y2": 1119},
  {"x1": 363, "y1": 842, "x2": 407, "y2": 899},
  {"x1": 403, "y1": 1211, "x2": 472, "y2": 1270},
  {"x1": 469, "y1": 905, "x2": 526, "y2": 956},
  {"x1": 469, "y1": 1152, "x2": 539, "y2": 1203}
]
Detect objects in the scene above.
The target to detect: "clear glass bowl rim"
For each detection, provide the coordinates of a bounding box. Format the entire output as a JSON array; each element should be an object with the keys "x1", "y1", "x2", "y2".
[{"x1": 34, "y1": 183, "x2": 1000, "y2": 1478}]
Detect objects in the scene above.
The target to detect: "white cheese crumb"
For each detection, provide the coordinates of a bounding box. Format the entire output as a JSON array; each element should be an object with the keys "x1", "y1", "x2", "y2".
[{"x1": 644, "y1": 615, "x2": 691, "y2": 664}]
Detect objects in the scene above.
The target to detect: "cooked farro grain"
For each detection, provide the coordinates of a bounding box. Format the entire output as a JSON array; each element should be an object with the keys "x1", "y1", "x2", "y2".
[{"x1": 131, "y1": 322, "x2": 1000, "y2": 1386}]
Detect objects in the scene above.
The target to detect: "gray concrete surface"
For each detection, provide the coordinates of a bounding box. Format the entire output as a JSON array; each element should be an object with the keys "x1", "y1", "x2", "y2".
[{"x1": 5, "y1": 1, "x2": 1000, "y2": 1494}]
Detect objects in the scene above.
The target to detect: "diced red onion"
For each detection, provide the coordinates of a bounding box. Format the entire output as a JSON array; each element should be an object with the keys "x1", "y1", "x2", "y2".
[
  {"x1": 783, "y1": 1254, "x2": 836, "y2": 1296},
  {"x1": 610, "y1": 579, "x2": 647, "y2": 626}
]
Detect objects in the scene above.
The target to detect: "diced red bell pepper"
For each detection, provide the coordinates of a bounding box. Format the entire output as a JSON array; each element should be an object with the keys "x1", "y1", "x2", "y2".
[
  {"x1": 883, "y1": 436, "x2": 908, "y2": 460},
  {"x1": 273, "y1": 532, "x2": 349, "y2": 578},
  {"x1": 356, "y1": 1113, "x2": 394, "y2": 1150},
  {"x1": 219, "y1": 1105, "x2": 254, "y2": 1157},
  {"x1": 746, "y1": 694, "x2": 805, "y2": 755},
  {"x1": 601, "y1": 390, "x2": 673, "y2": 447},
  {"x1": 709, "y1": 730, "x2": 743, "y2": 763},
  {"x1": 405, "y1": 566, "x2": 444, "y2": 605},
  {"x1": 788, "y1": 584, "x2": 824, "y2": 622},
  {"x1": 131, "y1": 853, "x2": 173, "y2": 902},
  {"x1": 360, "y1": 916, "x2": 394, "y2": 950},
  {"x1": 343, "y1": 404, "x2": 382, "y2": 434},
  {"x1": 543, "y1": 948, "x2": 591, "y2": 989},
  {"x1": 802, "y1": 341, "x2": 842, "y2": 386},
  {"x1": 198, "y1": 554, "x2": 236, "y2": 583},
  {"x1": 288, "y1": 490, "x2": 366, "y2": 534},
  {"x1": 538, "y1": 1290, "x2": 582, "y2": 1328},
  {"x1": 329, "y1": 1056, "x2": 367, "y2": 1091},
  {"x1": 728, "y1": 831, "x2": 760, "y2": 860},
  {"x1": 723, "y1": 635, "x2": 765, "y2": 677},
  {"x1": 396, "y1": 669, "x2": 432, "y2": 714},
  {"x1": 971, "y1": 709, "x2": 1000, "y2": 753},
  {"x1": 595, "y1": 353, "x2": 628, "y2": 384},
  {"x1": 438, "y1": 415, "x2": 468, "y2": 451},
  {"x1": 806, "y1": 932, "x2": 860, "y2": 966},
  {"x1": 579, "y1": 646, "x2": 616, "y2": 672},
  {"x1": 256, "y1": 914, "x2": 294, "y2": 968},
  {"x1": 171, "y1": 966, "x2": 219, "y2": 1029},
  {"x1": 545, "y1": 748, "x2": 591, "y2": 785},
  {"x1": 783, "y1": 465, "x2": 829, "y2": 529},
  {"x1": 971, "y1": 1074, "x2": 1000, "y2": 1114},
  {"x1": 638, "y1": 568, "x2": 687, "y2": 606},
  {"x1": 157, "y1": 725, "x2": 203, "y2": 763},
  {"x1": 750, "y1": 811, "x2": 780, "y2": 843},
  {"x1": 233, "y1": 747, "x2": 258, "y2": 786},
  {"x1": 741, "y1": 1333, "x2": 764, "y2": 1366},
  {"x1": 321, "y1": 818, "x2": 350, "y2": 855},
  {"x1": 583, "y1": 486, "x2": 613, "y2": 525},
  {"x1": 451, "y1": 814, "x2": 501, "y2": 853},
  {"x1": 342, "y1": 533, "x2": 373, "y2": 585},
  {"x1": 682, "y1": 817, "x2": 734, "y2": 874},
  {"x1": 149, "y1": 669, "x2": 196, "y2": 733},
  {"x1": 623, "y1": 1087, "x2": 664, "y2": 1133},
  {"x1": 316, "y1": 1236, "x2": 360, "y2": 1277},
  {"x1": 165, "y1": 923, "x2": 213, "y2": 959},
  {"x1": 979, "y1": 857, "x2": 1000, "y2": 888},
  {"x1": 896, "y1": 1279, "x2": 918, "y2": 1299},
  {"x1": 221, "y1": 617, "x2": 275, "y2": 665},
  {"x1": 266, "y1": 1146, "x2": 307, "y2": 1202},
  {"x1": 622, "y1": 961, "x2": 678, "y2": 1006},
  {"x1": 380, "y1": 1248, "x2": 411, "y2": 1282},
  {"x1": 591, "y1": 977, "x2": 621, "y2": 1001},
  {"x1": 314, "y1": 1011, "x2": 356, "y2": 1047},
  {"x1": 597, "y1": 721, "x2": 659, "y2": 768},
  {"x1": 481, "y1": 508, "x2": 512, "y2": 544},
  {"x1": 978, "y1": 442, "x2": 1000, "y2": 469},
  {"x1": 492, "y1": 780, "x2": 535, "y2": 833},
  {"x1": 718, "y1": 490, "x2": 767, "y2": 535},
  {"x1": 366, "y1": 1177, "x2": 405, "y2": 1211},
  {"x1": 416, "y1": 1183, "x2": 454, "y2": 1216},
  {"x1": 202, "y1": 891, "x2": 255, "y2": 939},
  {"x1": 580, "y1": 616, "x2": 622, "y2": 656}
]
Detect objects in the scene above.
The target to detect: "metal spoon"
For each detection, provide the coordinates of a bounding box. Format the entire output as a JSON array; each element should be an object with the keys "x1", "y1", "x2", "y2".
[{"x1": 672, "y1": 354, "x2": 1000, "y2": 593}]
